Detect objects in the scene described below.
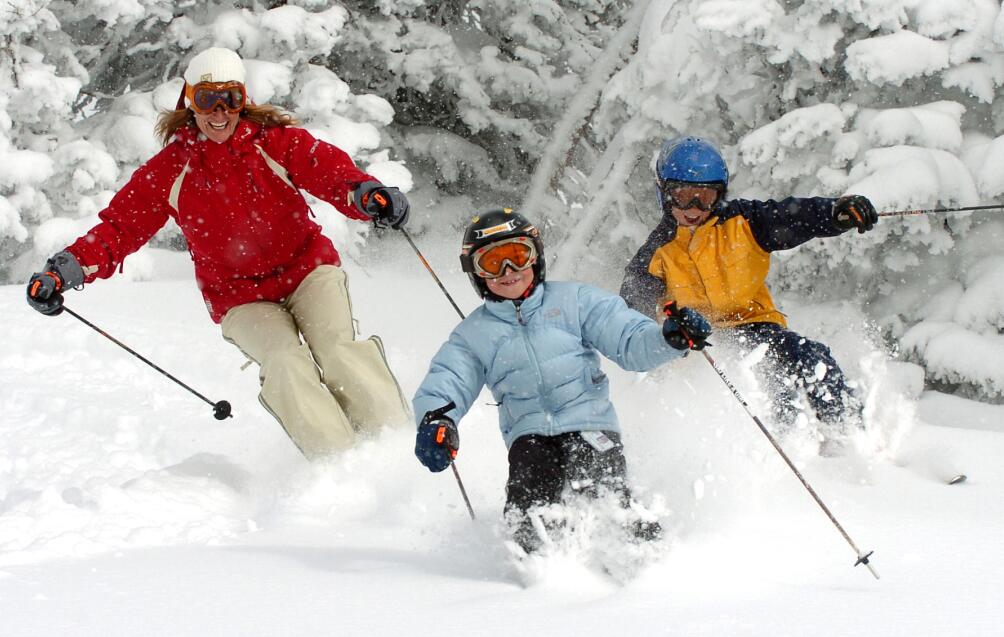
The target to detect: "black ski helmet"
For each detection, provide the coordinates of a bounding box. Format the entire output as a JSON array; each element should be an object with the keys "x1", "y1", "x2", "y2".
[{"x1": 460, "y1": 208, "x2": 546, "y2": 301}]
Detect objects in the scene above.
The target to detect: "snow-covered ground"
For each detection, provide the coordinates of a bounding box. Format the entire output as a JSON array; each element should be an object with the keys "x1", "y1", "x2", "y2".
[{"x1": 2, "y1": 245, "x2": 1001, "y2": 636}]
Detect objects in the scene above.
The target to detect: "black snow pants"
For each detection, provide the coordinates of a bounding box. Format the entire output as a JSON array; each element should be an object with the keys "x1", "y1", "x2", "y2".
[{"x1": 503, "y1": 431, "x2": 658, "y2": 553}]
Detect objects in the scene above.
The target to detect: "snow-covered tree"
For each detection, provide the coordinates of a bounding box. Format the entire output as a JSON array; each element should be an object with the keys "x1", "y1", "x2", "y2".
[
  {"x1": 8, "y1": 1, "x2": 406, "y2": 278},
  {"x1": 5, "y1": 0, "x2": 1004, "y2": 400},
  {"x1": 0, "y1": 0, "x2": 82, "y2": 280},
  {"x1": 326, "y1": 0, "x2": 637, "y2": 221},
  {"x1": 558, "y1": 0, "x2": 1004, "y2": 401}
]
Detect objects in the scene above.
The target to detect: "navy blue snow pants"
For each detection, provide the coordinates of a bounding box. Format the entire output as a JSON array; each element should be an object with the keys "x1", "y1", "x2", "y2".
[{"x1": 729, "y1": 322, "x2": 861, "y2": 429}]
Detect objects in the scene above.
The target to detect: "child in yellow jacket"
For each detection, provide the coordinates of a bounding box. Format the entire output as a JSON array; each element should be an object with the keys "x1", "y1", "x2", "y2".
[{"x1": 621, "y1": 137, "x2": 878, "y2": 454}]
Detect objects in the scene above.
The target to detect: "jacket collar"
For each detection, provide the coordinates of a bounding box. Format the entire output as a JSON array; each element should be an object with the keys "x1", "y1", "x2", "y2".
[{"x1": 483, "y1": 282, "x2": 545, "y2": 323}]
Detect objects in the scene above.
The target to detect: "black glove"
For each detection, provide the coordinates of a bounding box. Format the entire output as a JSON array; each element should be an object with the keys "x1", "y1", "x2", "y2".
[
  {"x1": 415, "y1": 407, "x2": 459, "y2": 473},
  {"x1": 26, "y1": 251, "x2": 85, "y2": 316},
  {"x1": 663, "y1": 302, "x2": 712, "y2": 351},
  {"x1": 833, "y1": 195, "x2": 877, "y2": 234},
  {"x1": 354, "y1": 180, "x2": 411, "y2": 229}
]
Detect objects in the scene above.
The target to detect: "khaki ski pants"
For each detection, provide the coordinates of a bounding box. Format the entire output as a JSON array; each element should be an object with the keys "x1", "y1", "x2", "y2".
[{"x1": 221, "y1": 265, "x2": 410, "y2": 459}]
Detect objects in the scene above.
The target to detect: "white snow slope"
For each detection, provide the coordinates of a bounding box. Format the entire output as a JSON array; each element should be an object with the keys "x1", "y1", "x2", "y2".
[{"x1": 2, "y1": 245, "x2": 1001, "y2": 636}]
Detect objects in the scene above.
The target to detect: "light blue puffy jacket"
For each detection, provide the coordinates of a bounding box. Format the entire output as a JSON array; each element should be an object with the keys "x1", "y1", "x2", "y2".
[{"x1": 412, "y1": 281, "x2": 686, "y2": 448}]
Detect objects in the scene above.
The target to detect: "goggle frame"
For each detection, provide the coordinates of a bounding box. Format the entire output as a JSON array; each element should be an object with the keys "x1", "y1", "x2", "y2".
[
  {"x1": 185, "y1": 81, "x2": 247, "y2": 115},
  {"x1": 661, "y1": 181, "x2": 724, "y2": 212},
  {"x1": 469, "y1": 236, "x2": 538, "y2": 279}
]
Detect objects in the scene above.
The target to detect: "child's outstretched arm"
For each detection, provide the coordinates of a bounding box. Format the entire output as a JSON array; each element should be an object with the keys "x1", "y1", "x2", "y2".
[
  {"x1": 413, "y1": 331, "x2": 486, "y2": 472},
  {"x1": 577, "y1": 284, "x2": 688, "y2": 372},
  {"x1": 729, "y1": 196, "x2": 845, "y2": 252}
]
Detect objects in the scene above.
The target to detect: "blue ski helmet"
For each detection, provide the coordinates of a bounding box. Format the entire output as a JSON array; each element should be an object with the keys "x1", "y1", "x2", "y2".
[
  {"x1": 656, "y1": 137, "x2": 728, "y2": 186},
  {"x1": 655, "y1": 137, "x2": 728, "y2": 213}
]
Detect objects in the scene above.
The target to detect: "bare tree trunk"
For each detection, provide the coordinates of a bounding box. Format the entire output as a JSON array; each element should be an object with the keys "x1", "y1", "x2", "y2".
[
  {"x1": 551, "y1": 118, "x2": 646, "y2": 279},
  {"x1": 522, "y1": 0, "x2": 650, "y2": 216}
]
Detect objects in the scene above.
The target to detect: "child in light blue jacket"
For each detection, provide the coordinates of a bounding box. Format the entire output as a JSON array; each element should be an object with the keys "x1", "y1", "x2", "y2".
[{"x1": 413, "y1": 209, "x2": 711, "y2": 552}]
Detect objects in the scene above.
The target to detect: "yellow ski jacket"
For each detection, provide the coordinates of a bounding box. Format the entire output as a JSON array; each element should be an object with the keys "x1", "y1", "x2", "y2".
[{"x1": 620, "y1": 197, "x2": 844, "y2": 327}]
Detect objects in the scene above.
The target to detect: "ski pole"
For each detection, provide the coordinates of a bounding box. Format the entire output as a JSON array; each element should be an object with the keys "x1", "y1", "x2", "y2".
[
  {"x1": 399, "y1": 232, "x2": 476, "y2": 518},
  {"x1": 400, "y1": 228, "x2": 467, "y2": 321},
  {"x1": 61, "y1": 305, "x2": 233, "y2": 420},
  {"x1": 697, "y1": 346, "x2": 878, "y2": 579},
  {"x1": 879, "y1": 203, "x2": 1004, "y2": 218},
  {"x1": 425, "y1": 401, "x2": 477, "y2": 520},
  {"x1": 399, "y1": 228, "x2": 477, "y2": 510},
  {"x1": 450, "y1": 463, "x2": 477, "y2": 520}
]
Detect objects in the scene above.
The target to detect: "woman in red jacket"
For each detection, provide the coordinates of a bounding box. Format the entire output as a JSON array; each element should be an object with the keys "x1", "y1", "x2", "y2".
[{"x1": 26, "y1": 47, "x2": 411, "y2": 459}]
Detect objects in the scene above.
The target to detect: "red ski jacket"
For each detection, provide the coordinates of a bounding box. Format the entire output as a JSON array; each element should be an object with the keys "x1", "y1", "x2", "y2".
[{"x1": 66, "y1": 119, "x2": 375, "y2": 322}]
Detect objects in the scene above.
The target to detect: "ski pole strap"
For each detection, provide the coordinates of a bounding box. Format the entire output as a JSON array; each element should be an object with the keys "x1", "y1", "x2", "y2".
[{"x1": 423, "y1": 401, "x2": 456, "y2": 423}]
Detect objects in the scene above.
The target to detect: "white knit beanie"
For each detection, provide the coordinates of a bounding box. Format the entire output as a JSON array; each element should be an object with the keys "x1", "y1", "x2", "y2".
[{"x1": 184, "y1": 47, "x2": 246, "y2": 85}]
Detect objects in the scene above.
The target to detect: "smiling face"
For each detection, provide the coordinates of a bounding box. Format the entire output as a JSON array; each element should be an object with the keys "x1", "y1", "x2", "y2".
[
  {"x1": 484, "y1": 266, "x2": 535, "y2": 300},
  {"x1": 194, "y1": 108, "x2": 240, "y2": 143},
  {"x1": 670, "y1": 205, "x2": 713, "y2": 227},
  {"x1": 662, "y1": 183, "x2": 722, "y2": 227}
]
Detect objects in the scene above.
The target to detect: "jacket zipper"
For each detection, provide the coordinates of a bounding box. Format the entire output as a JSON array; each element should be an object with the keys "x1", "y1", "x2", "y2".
[
  {"x1": 514, "y1": 302, "x2": 553, "y2": 434},
  {"x1": 684, "y1": 226, "x2": 714, "y2": 314}
]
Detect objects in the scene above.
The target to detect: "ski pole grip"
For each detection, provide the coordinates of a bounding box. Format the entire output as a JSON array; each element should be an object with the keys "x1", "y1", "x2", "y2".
[
  {"x1": 663, "y1": 301, "x2": 695, "y2": 349},
  {"x1": 424, "y1": 401, "x2": 459, "y2": 459}
]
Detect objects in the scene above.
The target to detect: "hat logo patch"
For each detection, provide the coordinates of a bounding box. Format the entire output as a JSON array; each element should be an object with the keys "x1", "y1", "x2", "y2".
[
  {"x1": 474, "y1": 220, "x2": 517, "y2": 239},
  {"x1": 200, "y1": 73, "x2": 213, "y2": 82}
]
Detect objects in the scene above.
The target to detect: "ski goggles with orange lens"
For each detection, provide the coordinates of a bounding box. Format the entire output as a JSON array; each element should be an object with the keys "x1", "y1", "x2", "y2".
[
  {"x1": 185, "y1": 81, "x2": 247, "y2": 114},
  {"x1": 661, "y1": 182, "x2": 723, "y2": 212},
  {"x1": 470, "y1": 237, "x2": 538, "y2": 278}
]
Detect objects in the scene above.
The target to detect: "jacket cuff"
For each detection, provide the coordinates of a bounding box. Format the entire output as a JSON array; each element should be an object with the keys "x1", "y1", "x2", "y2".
[{"x1": 49, "y1": 251, "x2": 86, "y2": 289}]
